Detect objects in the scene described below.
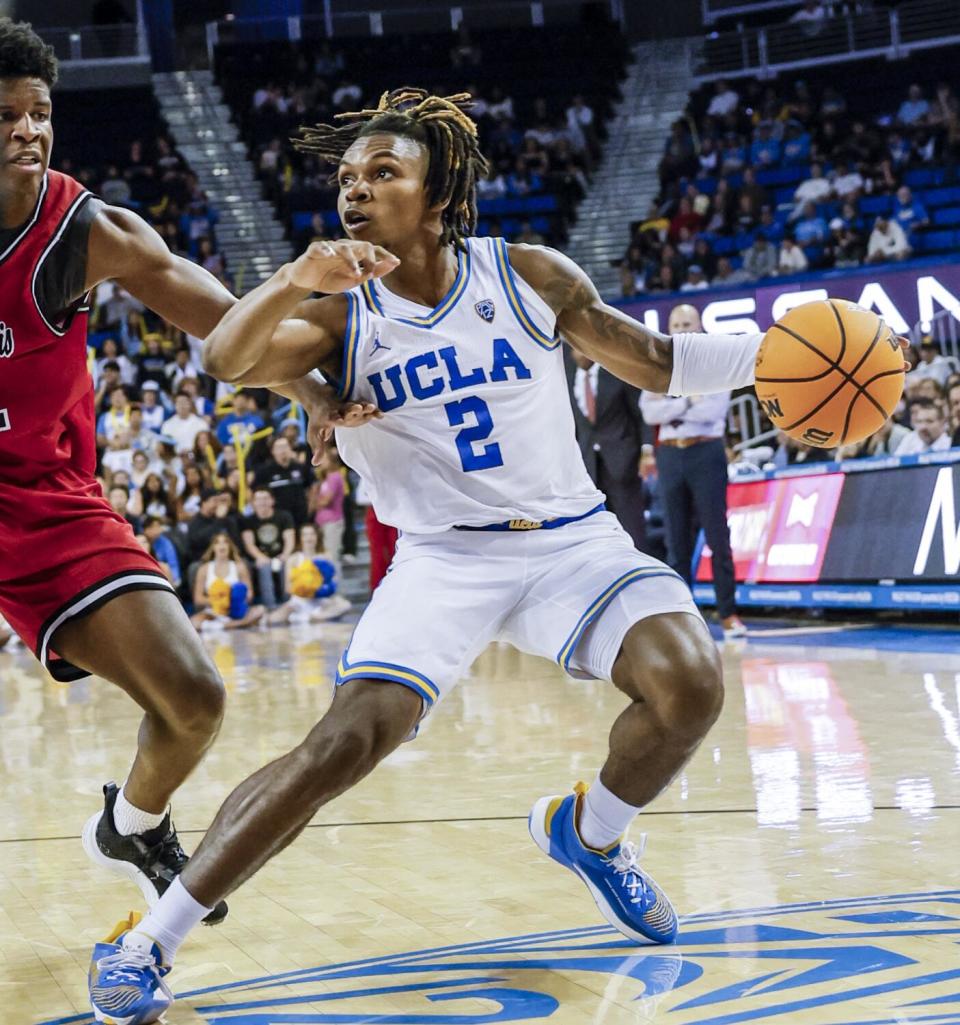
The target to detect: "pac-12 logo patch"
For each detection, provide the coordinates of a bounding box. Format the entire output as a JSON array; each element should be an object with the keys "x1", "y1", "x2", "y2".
[
  {"x1": 38, "y1": 889, "x2": 960, "y2": 1024},
  {"x1": 475, "y1": 298, "x2": 495, "y2": 323},
  {"x1": 0, "y1": 321, "x2": 13, "y2": 358}
]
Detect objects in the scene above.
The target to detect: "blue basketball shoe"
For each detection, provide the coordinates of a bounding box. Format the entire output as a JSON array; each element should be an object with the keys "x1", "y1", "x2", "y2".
[
  {"x1": 88, "y1": 913, "x2": 173, "y2": 1025},
  {"x1": 528, "y1": 782, "x2": 679, "y2": 944}
]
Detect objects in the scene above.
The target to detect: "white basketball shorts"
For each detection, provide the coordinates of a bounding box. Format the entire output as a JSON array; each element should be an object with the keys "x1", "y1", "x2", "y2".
[{"x1": 335, "y1": 510, "x2": 703, "y2": 712}]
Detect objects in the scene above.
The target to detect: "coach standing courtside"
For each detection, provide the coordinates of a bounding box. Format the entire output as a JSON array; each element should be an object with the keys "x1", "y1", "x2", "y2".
[
  {"x1": 640, "y1": 304, "x2": 746, "y2": 639},
  {"x1": 567, "y1": 350, "x2": 648, "y2": 551}
]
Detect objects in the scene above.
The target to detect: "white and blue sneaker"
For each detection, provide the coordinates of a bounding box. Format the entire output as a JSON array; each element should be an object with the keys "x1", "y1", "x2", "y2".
[
  {"x1": 88, "y1": 913, "x2": 173, "y2": 1025},
  {"x1": 528, "y1": 782, "x2": 679, "y2": 944}
]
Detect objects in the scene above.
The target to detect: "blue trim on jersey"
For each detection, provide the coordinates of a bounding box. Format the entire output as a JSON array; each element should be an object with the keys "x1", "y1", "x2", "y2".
[
  {"x1": 556, "y1": 567, "x2": 688, "y2": 672},
  {"x1": 336, "y1": 651, "x2": 440, "y2": 706},
  {"x1": 493, "y1": 237, "x2": 559, "y2": 351},
  {"x1": 453, "y1": 502, "x2": 606, "y2": 532},
  {"x1": 361, "y1": 279, "x2": 384, "y2": 317},
  {"x1": 338, "y1": 292, "x2": 361, "y2": 400},
  {"x1": 364, "y1": 242, "x2": 472, "y2": 330}
]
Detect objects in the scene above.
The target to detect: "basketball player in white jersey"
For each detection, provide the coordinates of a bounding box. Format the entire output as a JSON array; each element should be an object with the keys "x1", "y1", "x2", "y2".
[{"x1": 88, "y1": 89, "x2": 770, "y2": 1023}]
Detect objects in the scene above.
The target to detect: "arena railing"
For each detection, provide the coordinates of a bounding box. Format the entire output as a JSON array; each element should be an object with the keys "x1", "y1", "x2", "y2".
[
  {"x1": 38, "y1": 24, "x2": 146, "y2": 64},
  {"x1": 702, "y1": 0, "x2": 818, "y2": 26},
  {"x1": 205, "y1": 0, "x2": 623, "y2": 59},
  {"x1": 698, "y1": 0, "x2": 960, "y2": 81},
  {"x1": 911, "y1": 308, "x2": 960, "y2": 367}
]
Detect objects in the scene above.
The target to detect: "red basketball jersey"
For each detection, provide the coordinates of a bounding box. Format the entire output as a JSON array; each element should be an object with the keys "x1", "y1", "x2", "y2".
[{"x1": 0, "y1": 170, "x2": 95, "y2": 484}]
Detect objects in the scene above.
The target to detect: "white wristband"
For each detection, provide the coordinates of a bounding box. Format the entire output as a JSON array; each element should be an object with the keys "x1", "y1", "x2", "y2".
[{"x1": 667, "y1": 331, "x2": 765, "y2": 397}]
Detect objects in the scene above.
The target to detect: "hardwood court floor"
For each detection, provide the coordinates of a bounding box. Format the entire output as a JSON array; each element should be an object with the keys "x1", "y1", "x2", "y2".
[{"x1": 2, "y1": 618, "x2": 960, "y2": 1024}]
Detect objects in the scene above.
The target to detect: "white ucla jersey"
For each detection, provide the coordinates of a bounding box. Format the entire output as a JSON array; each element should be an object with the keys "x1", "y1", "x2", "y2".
[{"x1": 333, "y1": 235, "x2": 603, "y2": 533}]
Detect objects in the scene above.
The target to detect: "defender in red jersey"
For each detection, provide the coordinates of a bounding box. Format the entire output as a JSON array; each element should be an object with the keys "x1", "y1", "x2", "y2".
[{"x1": 0, "y1": 19, "x2": 374, "y2": 935}]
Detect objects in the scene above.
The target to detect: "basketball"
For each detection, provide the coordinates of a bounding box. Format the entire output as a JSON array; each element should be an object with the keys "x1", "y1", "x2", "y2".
[{"x1": 754, "y1": 299, "x2": 905, "y2": 448}]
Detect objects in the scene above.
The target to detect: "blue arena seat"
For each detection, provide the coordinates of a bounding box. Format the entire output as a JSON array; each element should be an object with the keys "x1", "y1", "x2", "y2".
[
  {"x1": 921, "y1": 186, "x2": 960, "y2": 208},
  {"x1": 932, "y1": 206, "x2": 960, "y2": 226},
  {"x1": 916, "y1": 230, "x2": 957, "y2": 252},
  {"x1": 904, "y1": 168, "x2": 947, "y2": 188},
  {"x1": 860, "y1": 195, "x2": 893, "y2": 216}
]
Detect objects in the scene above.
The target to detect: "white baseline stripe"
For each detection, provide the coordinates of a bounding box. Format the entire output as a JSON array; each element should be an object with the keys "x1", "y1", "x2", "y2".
[{"x1": 39, "y1": 573, "x2": 174, "y2": 666}]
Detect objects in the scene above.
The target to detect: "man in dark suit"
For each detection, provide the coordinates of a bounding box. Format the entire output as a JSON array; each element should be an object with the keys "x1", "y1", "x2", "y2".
[{"x1": 567, "y1": 350, "x2": 648, "y2": 550}]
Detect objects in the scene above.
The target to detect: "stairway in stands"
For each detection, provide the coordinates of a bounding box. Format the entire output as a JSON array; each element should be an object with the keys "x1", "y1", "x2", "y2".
[
  {"x1": 566, "y1": 38, "x2": 698, "y2": 300},
  {"x1": 153, "y1": 70, "x2": 291, "y2": 292}
]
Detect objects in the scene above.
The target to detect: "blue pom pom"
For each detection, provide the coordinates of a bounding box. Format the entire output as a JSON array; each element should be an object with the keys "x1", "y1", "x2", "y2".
[
  {"x1": 312, "y1": 557, "x2": 338, "y2": 597},
  {"x1": 229, "y1": 580, "x2": 249, "y2": 619}
]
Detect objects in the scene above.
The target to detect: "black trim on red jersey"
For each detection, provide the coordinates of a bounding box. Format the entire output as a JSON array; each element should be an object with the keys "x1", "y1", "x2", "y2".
[
  {"x1": 36, "y1": 568, "x2": 175, "y2": 681},
  {"x1": 0, "y1": 173, "x2": 48, "y2": 269},
  {"x1": 31, "y1": 190, "x2": 94, "y2": 337}
]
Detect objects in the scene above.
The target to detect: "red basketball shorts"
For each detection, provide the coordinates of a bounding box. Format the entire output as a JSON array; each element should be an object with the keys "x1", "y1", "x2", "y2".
[{"x1": 0, "y1": 468, "x2": 175, "y2": 681}]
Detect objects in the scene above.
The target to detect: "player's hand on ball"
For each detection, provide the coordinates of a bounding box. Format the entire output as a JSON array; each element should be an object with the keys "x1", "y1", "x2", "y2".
[{"x1": 285, "y1": 240, "x2": 399, "y2": 294}]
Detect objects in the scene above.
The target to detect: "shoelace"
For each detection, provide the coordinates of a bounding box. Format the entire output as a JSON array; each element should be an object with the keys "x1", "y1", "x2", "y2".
[
  {"x1": 96, "y1": 947, "x2": 158, "y2": 984},
  {"x1": 609, "y1": 838, "x2": 652, "y2": 906},
  {"x1": 145, "y1": 830, "x2": 188, "y2": 881}
]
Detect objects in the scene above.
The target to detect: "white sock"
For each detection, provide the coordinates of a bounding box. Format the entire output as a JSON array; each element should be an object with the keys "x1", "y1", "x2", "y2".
[
  {"x1": 112, "y1": 785, "x2": 167, "y2": 836},
  {"x1": 122, "y1": 878, "x2": 212, "y2": 964},
  {"x1": 577, "y1": 774, "x2": 640, "y2": 851}
]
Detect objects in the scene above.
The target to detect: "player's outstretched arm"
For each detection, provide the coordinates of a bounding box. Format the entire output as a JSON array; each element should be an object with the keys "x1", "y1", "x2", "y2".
[{"x1": 508, "y1": 244, "x2": 763, "y2": 396}]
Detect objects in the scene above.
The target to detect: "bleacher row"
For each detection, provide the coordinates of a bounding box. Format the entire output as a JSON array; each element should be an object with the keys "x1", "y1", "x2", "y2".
[
  {"x1": 694, "y1": 165, "x2": 960, "y2": 262},
  {"x1": 214, "y1": 22, "x2": 628, "y2": 249}
]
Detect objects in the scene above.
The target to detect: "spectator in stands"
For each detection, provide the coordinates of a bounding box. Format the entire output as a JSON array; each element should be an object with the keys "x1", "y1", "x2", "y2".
[
  {"x1": 948, "y1": 380, "x2": 960, "y2": 445},
  {"x1": 487, "y1": 86, "x2": 515, "y2": 122},
  {"x1": 506, "y1": 158, "x2": 542, "y2": 197},
  {"x1": 311, "y1": 445, "x2": 347, "y2": 573},
  {"x1": 825, "y1": 218, "x2": 865, "y2": 268},
  {"x1": 712, "y1": 256, "x2": 752, "y2": 287},
  {"x1": 720, "y1": 133, "x2": 747, "y2": 176},
  {"x1": 820, "y1": 86, "x2": 847, "y2": 118},
  {"x1": 136, "y1": 333, "x2": 169, "y2": 391},
  {"x1": 778, "y1": 235, "x2": 809, "y2": 274},
  {"x1": 242, "y1": 487, "x2": 295, "y2": 610},
  {"x1": 794, "y1": 202, "x2": 828, "y2": 245},
  {"x1": 896, "y1": 398, "x2": 951, "y2": 454},
  {"x1": 565, "y1": 94, "x2": 596, "y2": 155},
  {"x1": 477, "y1": 166, "x2": 507, "y2": 201},
  {"x1": 758, "y1": 205, "x2": 784, "y2": 243},
  {"x1": 143, "y1": 516, "x2": 181, "y2": 589},
  {"x1": 186, "y1": 488, "x2": 242, "y2": 572},
  {"x1": 139, "y1": 380, "x2": 166, "y2": 432},
  {"x1": 742, "y1": 234, "x2": 778, "y2": 280},
  {"x1": 929, "y1": 82, "x2": 960, "y2": 162},
  {"x1": 908, "y1": 339, "x2": 954, "y2": 389},
  {"x1": 97, "y1": 385, "x2": 131, "y2": 448},
  {"x1": 332, "y1": 77, "x2": 362, "y2": 111},
  {"x1": 867, "y1": 215, "x2": 911, "y2": 263},
  {"x1": 108, "y1": 484, "x2": 141, "y2": 534},
  {"x1": 177, "y1": 465, "x2": 207, "y2": 523},
  {"x1": 707, "y1": 79, "x2": 739, "y2": 118},
  {"x1": 94, "y1": 361, "x2": 123, "y2": 415},
  {"x1": 659, "y1": 120, "x2": 697, "y2": 185},
  {"x1": 893, "y1": 185, "x2": 930, "y2": 236},
  {"x1": 691, "y1": 237, "x2": 716, "y2": 279},
  {"x1": 254, "y1": 435, "x2": 310, "y2": 527},
  {"x1": 897, "y1": 84, "x2": 930, "y2": 127},
  {"x1": 749, "y1": 121, "x2": 781, "y2": 168},
  {"x1": 792, "y1": 162, "x2": 832, "y2": 213},
  {"x1": 216, "y1": 391, "x2": 264, "y2": 446},
  {"x1": 668, "y1": 197, "x2": 702, "y2": 242},
  {"x1": 648, "y1": 262, "x2": 679, "y2": 294},
  {"x1": 163, "y1": 392, "x2": 209, "y2": 456},
  {"x1": 886, "y1": 129, "x2": 912, "y2": 172},
  {"x1": 781, "y1": 120, "x2": 812, "y2": 165},
  {"x1": 191, "y1": 533, "x2": 264, "y2": 631},
  {"x1": 697, "y1": 136, "x2": 720, "y2": 176},
  {"x1": 141, "y1": 473, "x2": 176, "y2": 521},
  {"x1": 832, "y1": 161, "x2": 864, "y2": 202},
  {"x1": 680, "y1": 264, "x2": 708, "y2": 292},
  {"x1": 95, "y1": 337, "x2": 135, "y2": 388}
]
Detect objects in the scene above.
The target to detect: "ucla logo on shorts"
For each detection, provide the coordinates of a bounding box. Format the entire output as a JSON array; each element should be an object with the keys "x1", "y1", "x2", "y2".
[
  {"x1": 0, "y1": 321, "x2": 14, "y2": 358},
  {"x1": 475, "y1": 298, "x2": 496, "y2": 323},
  {"x1": 39, "y1": 889, "x2": 960, "y2": 1024}
]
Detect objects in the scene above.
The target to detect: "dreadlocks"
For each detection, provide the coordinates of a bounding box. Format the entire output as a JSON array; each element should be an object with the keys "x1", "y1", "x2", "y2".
[
  {"x1": 294, "y1": 87, "x2": 488, "y2": 251},
  {"x1": 0, "y1": 18, "x2": 58, "y2": 86}
]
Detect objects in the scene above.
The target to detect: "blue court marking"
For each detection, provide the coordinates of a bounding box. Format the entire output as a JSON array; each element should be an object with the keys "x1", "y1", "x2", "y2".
[{"x1": 45, "y1": 890, "x2": 960, "y2": 1025}]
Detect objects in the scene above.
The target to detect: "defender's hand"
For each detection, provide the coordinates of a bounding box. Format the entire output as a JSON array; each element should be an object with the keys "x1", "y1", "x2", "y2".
[
  {"x1": 285, "y1": 240, "x2": 399, "y2": 294},
  {"x1": 306, "y1": 396, "x2": 382, "y2": 464}
]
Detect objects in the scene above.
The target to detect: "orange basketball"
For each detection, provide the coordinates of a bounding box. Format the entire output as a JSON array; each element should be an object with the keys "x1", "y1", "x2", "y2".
[{"x1": 754, "y1": 299, "x2": 905, "y2": 448}]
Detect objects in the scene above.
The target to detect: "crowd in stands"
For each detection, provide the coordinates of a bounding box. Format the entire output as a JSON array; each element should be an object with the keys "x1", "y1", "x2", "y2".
[
  {"x1": 214, "y1": 28, "x2": 614, "y2": 252},
  {"x1": 619, "y1": 73, "x2": 960, "y2": 297},
  {"x1": 89, "y1": 309, "x2": 357, "y2": 631}
]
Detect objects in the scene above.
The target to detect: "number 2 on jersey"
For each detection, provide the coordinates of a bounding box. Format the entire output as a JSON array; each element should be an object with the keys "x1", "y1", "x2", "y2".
[{"x1": 444, "y1": 396, "x2": 503, "y2": 472}]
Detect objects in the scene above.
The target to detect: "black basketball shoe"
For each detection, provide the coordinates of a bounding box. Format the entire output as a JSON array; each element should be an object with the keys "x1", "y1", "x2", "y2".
[{"x1": 81, "y1": 782, "x2": 228, "y2": 926}]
